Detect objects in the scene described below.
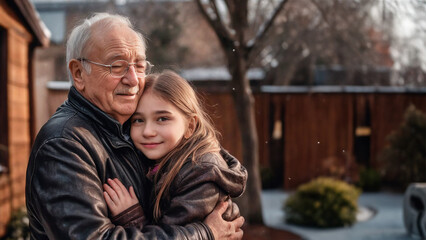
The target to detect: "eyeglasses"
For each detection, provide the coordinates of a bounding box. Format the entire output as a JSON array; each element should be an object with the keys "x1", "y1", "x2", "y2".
[{"x1": 77, "y1": 58, "x2": 153, "y2": 78}]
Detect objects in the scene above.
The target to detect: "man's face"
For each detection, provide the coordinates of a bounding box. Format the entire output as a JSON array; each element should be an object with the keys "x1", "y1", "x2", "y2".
[{"x1": 78, "y1": 23, "x2": 146, "y2": 124}]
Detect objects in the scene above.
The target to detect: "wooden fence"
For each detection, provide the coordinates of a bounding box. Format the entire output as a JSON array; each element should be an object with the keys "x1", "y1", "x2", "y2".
[{"x1": 199, "y1": 86, "x2": 426, "y2": 189}]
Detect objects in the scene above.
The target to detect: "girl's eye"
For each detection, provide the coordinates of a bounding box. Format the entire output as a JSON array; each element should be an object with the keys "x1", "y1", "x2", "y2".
[
  {"x1": 132, "y1": 118, "x2": 144, "y2": 124},
  {"x1": 158, "y1": 117, "x2": 169, "y2": 122}
]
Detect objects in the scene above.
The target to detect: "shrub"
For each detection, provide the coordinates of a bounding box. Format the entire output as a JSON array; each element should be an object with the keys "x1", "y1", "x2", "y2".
[
  {"x1": 357, "y1": 167, "x2": 381, "y2": 192},
  {"x1": 283, "y1": 177, "x2": 361, "y2": 228},
  {"x1": 378, "y1": 104, "x2": 426, "y2": 190}
]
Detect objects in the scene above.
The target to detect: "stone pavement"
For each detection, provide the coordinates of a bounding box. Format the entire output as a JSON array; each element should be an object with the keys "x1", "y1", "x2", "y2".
[{"x1": 261, "y1": 190, "x2": 412, "y2": 240}]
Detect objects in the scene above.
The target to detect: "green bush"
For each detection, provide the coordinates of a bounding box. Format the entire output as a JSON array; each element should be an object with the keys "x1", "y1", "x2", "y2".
[
  {"x1": 378, "y1": 104, "x2": 426, "y2": 190},
  {"x1": 1, "y1": 207, "x2": 30, "y2": 240},
  {"x1": 357, "y1": 167, "x2": 381, "y2": 192},
  {"x1": 283, "y1": 177, "x2": 361, "y2": 228}
]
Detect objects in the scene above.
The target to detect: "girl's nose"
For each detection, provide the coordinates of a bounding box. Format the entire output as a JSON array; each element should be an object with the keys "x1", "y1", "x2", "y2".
[{"x1": 142, "y1": 122, "x2": 156, "y2": 137}]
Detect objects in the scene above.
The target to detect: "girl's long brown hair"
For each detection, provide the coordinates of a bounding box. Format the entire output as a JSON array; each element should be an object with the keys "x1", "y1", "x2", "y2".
[{"x1": 144, "y1": 70, "x2": 221, "y2": 222}]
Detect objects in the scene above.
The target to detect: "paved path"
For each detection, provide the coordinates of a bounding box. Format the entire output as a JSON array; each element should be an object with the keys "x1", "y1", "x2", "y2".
[{"x1": 262, "y1": 190, "x2": 412, "y2": 240}]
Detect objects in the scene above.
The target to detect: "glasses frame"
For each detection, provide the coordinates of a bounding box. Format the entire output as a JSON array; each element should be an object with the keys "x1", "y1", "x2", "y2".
[{"x1": 77, "y1": 58, "x2": 153, "y2": 77}]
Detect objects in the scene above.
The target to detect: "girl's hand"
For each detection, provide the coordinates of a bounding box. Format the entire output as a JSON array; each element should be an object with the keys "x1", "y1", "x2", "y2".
[{"x1": 103, "y1": 178, "x2": 139, "y2": 217}]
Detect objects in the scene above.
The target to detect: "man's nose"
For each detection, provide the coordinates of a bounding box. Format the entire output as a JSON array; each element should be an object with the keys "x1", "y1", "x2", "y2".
[{"x1": 122, "y1": 65, "x2": 140, "y2": 86}]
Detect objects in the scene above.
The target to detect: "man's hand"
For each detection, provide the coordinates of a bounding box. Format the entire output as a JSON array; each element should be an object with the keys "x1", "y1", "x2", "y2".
[
  {"x1": 204, "y1": 201, "x2": 245, "y2": 240},
  {"x1": 103, "y1": 178, "x2": 139, "y2": 217}
]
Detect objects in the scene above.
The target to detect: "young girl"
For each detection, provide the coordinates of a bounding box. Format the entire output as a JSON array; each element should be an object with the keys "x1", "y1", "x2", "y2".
[{"x1": 103, "y1": 70, "x2": 247, "y2": 228}]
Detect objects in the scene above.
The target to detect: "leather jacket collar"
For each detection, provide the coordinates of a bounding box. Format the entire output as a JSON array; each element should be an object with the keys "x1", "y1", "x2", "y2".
[{"x1": 67, "y1": 86, "x2": 132, "y2": 144}]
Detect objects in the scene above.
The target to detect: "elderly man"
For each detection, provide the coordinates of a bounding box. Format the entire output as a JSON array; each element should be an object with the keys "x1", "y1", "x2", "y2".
[{"x1": 26, "y1": 13, "x2": 244, "y2": 239}]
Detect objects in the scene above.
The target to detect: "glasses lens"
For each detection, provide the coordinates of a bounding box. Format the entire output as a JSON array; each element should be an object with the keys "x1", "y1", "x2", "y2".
[
  {"x1": 134, "y1": 61, "x2": 147, "y2": 75},
  {"x1": 111, "y1": 60, "x2": 128, "y2": 77},
  {"x1": 110, "y1": 60, "x2": 152, "y2": 77}
]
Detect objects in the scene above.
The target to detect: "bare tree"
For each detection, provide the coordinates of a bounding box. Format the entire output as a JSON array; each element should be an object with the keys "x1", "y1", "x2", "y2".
[
  {"x1": 262, "y1": 0, "x2": 426, "y2": 87},
  {"x1": 194, "y1": 0, "x2": 289, "y2": 224},
  {"x1": 378, "y1": 0, "x2": 426, "y2": 86},
  {"x1": 262, "y1": 0, "x2": 386, "y2": 86}
]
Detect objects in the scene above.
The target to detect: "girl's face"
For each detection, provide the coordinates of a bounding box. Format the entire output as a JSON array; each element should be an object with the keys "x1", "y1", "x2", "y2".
[{"x1": 130, "y1": 90, "x2": 190, "y2": 161}]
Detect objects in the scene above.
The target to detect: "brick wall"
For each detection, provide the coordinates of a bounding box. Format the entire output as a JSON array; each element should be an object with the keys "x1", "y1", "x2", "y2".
[
  {"x1": 0, "y1": 1, "x2": 33, "y2": 236},
  {"x1": 0, "y1": 175, "x2": 12, "y2": 236},
  {"x1": 8, "y1": 29, "x2": 31, "y2": 209}
]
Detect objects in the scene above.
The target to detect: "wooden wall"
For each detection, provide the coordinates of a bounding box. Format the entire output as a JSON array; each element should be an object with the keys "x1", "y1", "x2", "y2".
[
  {"x1": 0, "y1": 1, "x2": 33, "y2": 235},
  {"x1": 200, "y1": 90, "x2": 426, "y2": 189}
]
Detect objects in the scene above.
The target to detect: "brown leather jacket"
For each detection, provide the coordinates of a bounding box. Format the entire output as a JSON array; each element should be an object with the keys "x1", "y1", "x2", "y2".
[
  {"x1": 25, "y1": 87, "x2": 214, "y2": 240},
  {"x1": 113, "y1": 150, "x2": 247, "y2": 228}
]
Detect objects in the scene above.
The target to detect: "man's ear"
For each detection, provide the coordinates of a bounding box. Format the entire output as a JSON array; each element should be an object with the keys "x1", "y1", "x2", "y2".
[
  {"x1": 184, "y1": 116, "x2": 197, "y2": 139},
  {"x1": 69, "y1": 59, "x2": 85, "y2": 91}
]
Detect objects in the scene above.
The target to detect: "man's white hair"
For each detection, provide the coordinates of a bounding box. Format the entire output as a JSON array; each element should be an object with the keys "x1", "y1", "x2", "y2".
[{"x1": 66, "y1": 13, "x2": 146, "y2": 84}]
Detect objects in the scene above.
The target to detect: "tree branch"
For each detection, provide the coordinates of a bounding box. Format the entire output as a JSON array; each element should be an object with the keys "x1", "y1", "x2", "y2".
[
  {"x1": 247, "y1": 0, "x2": 289, "y2": 62},
  {"x1": 195, "y1": 0, "x2": 234, "y2": 47},
  {"x1": 211, "y1": 0, "x2": 229, "y2": 35},
  {"x1": 250, "y1": 0, "x2": 289, "y2": 45}
]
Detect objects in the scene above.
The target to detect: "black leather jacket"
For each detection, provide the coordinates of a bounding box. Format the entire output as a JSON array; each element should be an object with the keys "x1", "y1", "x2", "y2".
[
  {"x1": 25, "y1": 87, "x2": 213, "y2": 240},
  {"x1": 114, "y1": 151, "x2": 247, "y2": 229},
  {"x1": 156, "y1": 151, "x2": 247, "y2": 225}
]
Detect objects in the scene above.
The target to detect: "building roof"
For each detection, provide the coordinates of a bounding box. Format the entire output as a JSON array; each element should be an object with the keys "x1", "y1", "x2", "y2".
[
  {"x1": 261, "y1": 85, "x2": 426, "y2": 94},
  {"x1": 8, "y1": 0, "x2": 50, "y2": 47},
  {"x1": 181, "y1": 67, "x2": 265, "y2": 81}
]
